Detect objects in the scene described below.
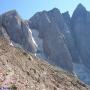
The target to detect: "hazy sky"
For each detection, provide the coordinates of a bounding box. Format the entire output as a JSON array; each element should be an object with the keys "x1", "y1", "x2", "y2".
[{"x1": 0, "y1": 0, "x2": 90, "y2": 19}]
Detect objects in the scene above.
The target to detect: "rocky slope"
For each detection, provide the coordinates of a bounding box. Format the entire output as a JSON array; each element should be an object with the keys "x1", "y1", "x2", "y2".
[{"x1": 0, "y1": 37, "x2": 89, "y2": 90}]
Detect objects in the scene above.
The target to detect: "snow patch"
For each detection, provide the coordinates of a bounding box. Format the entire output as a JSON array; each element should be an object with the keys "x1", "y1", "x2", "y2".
[
  {"x1": 32, "y1": 36, "x2": 38, "y2": 48},
  {"x1": 45, "y1": 14, "x2": 51, "y2": 23},
  {"x1": 28, "y1": 29, "x2": 38, "y2": 48},
  {"x1": 10, "y1": 42, "x2": 14, "y2": 46},
  {"x1": 31, "y1": 29, "x2": 46, "y2": 58},
  {"x1": 66, "y1": 30, "x2": 70, "y2": 33},
  {"x1": 34, "y1": 53, "x2": 36, "y2": 56}
]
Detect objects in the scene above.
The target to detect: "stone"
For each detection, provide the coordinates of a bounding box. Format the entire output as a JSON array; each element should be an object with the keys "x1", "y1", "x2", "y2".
[{"x1": 29, "y1": 8, "x2": 73, "y2": 72}]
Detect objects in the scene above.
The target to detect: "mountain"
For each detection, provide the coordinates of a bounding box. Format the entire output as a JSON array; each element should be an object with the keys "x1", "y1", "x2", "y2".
[
  {"x1": 0, "y1": 9, "x2": 74, "y2": 73},
  {"x1": 0, "y1": 37, "x2": 89, "y2": 90},
  {"x1": 71, "y1": 3, "x2": 90, "y2": 69},
  {"x1": 0, "y1": 3, "x2": 90, "y2": 86},
  {"x1": 29, "y1": 8, "x2": 73, "y2": 72},
  {"x1": 29, "y1": 4, "x2": 90, "y2": 85},
  {"x1": 70, "y1": 4, "x2": 90, "y2": 84}
]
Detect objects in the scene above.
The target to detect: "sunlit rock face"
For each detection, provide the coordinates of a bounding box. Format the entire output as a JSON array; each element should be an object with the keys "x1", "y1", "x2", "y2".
[
  {"x1": 0, "y1": 10, "x2": 37, "y2": 53},
  {"x1": 29, "y1": 8, "x2": 73, "y2": 72}
]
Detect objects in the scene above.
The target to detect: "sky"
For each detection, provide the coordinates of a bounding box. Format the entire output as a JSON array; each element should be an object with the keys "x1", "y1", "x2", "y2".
[{"x1": 0, "y1": 0, "x2": 90, "y2": 19}]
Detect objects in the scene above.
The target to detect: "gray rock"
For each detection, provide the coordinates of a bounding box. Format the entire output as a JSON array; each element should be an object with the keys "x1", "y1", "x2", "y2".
[
  {"x1": 71, "y1": 3, "x2": 90, "y2": 69},
  {"x1": 1, "y1": 10, "x2": 36, "y2": 53},
  {"x1": 62, "y1": 11, "x2": 71, "y2": 28},
  {"x1": 62, "y1": 12, "x2": 80, "y2": 63},
  {"x1": 29, "y1": 8, "x2": 73, "y2": 72}
]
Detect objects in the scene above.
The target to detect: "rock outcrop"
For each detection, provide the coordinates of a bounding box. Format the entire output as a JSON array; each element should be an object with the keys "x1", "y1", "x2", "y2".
[
  {"x1": 0, "y1": 10, "x2": 37, "y2": 53},
  {"x1": 62, "y1": 12, "x2": 80, "y2": 63},
  {"x1": 0, "y1": 9, "x2": 74, "y2": 73},
  {"x1": 71, "y1": 3, "x2": 90, "y2": 69}
]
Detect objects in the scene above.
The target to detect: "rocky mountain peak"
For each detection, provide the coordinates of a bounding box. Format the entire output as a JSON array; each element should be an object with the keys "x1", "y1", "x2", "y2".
[
  {"x1": 29, "y1": 8, "x2": 74, "y2": 73},
  {"x1": 62, "y1": 11, "x2": 70, "y2": 17},
  {"x1": 77, "y1": 3, "x2": 86, "y2": 10},
  {"x1": 29, "y1": 4, "x2": 90, "y2": 85},
  {"x1": 72, "y1": 3, "x2": 87, "y2": 19},
  {"x1": 3, "y1": 10, "x2": 18, "y2": 15},
  {"x1": 2, "y1": 10, "x2": 21, "y2": 20},
  {"x1": 0, "y1": 10, "x2": 38, "y2": 54},
  {"x1": 49, "y1": 8, "x2": 60, "y2": 13},
  {"x1": 62, "y1": 11, "x2": 71, "y2": 28},
  {"x1": 48, "y1": 8, "x2": 61, "y2": 19}
]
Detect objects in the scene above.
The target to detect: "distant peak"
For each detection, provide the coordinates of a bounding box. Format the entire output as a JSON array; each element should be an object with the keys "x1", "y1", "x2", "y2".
[
  {"x1": 3, "y1": 10, "x2": 19, "y2": 17},
  {"x1": 62, "y1": 11, "x2": 70, "y2": 20},
  {"x1": 49, "y1": 8, "x2": 60, "y2": 13},
  {"x1": 52, "y1": 8, "x2": 59, "y2": 11},
  {"x1": 76, "y1": 3, "x2": 86, "y2": 11},
  {"x1": 72, "y1": 3, "x2": 87, "y2": 18},
  {"x1": 77, "y1": 3, "x2": 84, "y2": 7},
  {"x1": 62, "y1": 11, "x2": 69, "y2": 16}
]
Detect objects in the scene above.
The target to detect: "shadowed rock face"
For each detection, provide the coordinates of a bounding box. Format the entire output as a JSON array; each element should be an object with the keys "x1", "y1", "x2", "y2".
[
  {"x1": 29, "y1": 8, "x2": 73, "y2": 72},
  {"x1": 71, "y1": 4, "x2": 90, "y2": 69},
  {"x1": 62, "y1": 12, "x2": 80, "y2": 63},
  {"x1": 62, "y1": 11, "x2": 71, "y2": 29},
  {"x1": 0, "y1": 10, "x2": 37, "y2": 53}
]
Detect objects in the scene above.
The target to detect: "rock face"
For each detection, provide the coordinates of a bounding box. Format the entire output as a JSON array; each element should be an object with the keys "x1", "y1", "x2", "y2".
[
  {"x1": 0, "y1": 9, "x2": 74, "y2": 73},
  {"x1": 29, "y1": 4, "x2": 90, "y2": 84},
  {"x1": 29, "y1": 8, "x2": 73, "y2": 72},
  {"x1": 71, "y1": 4, "x2": 90, "y2": 69},
  {"x1": 62, "y1": 12, "x2": 80, "y2": 63},
  {"x1": 0, "y1": 10, "x2": 37, "y2": 53}
]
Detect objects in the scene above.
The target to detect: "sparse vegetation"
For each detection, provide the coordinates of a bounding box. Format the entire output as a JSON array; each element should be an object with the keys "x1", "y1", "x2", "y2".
[
  {"x1": 10, "y1": 84, "x2": 17, "y2": 90},
  {"x1": 23, "y1": 52, "x2": 28, "y2": 56}
]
